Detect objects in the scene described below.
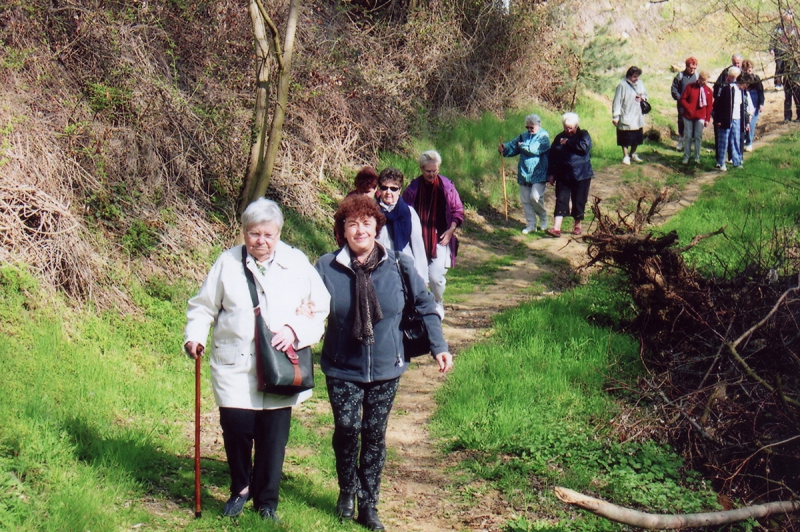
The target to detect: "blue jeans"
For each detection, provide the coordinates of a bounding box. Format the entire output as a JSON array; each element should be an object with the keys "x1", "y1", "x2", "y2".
[{"x1": 746, "y1": 110, "x2": 759, "y2": 146}]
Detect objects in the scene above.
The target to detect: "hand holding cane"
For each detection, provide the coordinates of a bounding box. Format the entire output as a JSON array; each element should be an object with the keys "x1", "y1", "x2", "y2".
[{"x1": 499, "y1": 136, "x2": 508, "y2": 222}]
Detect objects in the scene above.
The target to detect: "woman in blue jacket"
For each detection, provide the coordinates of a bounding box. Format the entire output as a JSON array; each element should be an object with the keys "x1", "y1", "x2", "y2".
[
  {"x1": 498, "y1": 114, "x2": 551, "y2": 233},
  {"x1": 315, "y1": 194, "x2": 453, "y2": 531}
]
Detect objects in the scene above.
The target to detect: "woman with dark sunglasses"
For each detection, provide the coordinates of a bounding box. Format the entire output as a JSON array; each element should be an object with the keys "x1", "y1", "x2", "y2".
[{"x1": 375, "y1": 167, "x2": 428, "y2": 283}]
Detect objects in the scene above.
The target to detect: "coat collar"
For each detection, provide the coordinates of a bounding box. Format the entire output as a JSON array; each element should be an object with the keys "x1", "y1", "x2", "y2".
[
  {"x1": 334, "y1": 241, "x2": 388, "y2": 272},
  {"x1": 242, "y1": 241, "x2": 292, "y2": 270}
]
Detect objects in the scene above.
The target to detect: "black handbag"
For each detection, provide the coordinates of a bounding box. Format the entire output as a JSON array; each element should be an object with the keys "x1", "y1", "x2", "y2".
[
  {"x1": 241, "y1": 247, "x2": 314, "y2": 395},
  {"x1": 640, "y1": 99, "x2": 652, "y2": 115},
  {"x1": 394, "y1": 255, "x2": 431, "y2": 361}
]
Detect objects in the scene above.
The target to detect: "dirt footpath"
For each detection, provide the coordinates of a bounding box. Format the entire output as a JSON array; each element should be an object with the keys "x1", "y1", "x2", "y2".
[{"x1": 379, "y1": 88, "x2": 794, "y2": 532}]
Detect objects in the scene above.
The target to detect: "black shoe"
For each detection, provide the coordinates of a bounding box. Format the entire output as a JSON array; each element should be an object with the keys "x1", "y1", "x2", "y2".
[
  {"x1": 259, "y1": 507, "x2": 281, "y2": 523},
  {"x1": 222, "y1": 493, "x2": 249, "y2": 517},
  {"x1": 357, "y1": 507, "x2": 385, "y2": 531},
  {"x1": 336, "y1": 490, "x2": 356, "y2": 520}
]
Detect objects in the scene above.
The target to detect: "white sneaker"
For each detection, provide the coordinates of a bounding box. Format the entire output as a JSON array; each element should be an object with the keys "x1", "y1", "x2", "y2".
[
  {"x1": 744, "y1": 145, "x2": 753, "y2": 152},
  {"x1": 522, "y1": 226, "x2": 535, "y2": 234},
  {"x1": 676, "y1": 140, "x2": 684, "y2": 151},
  {"x1": 682, "y1": 157, "x2": 689, "y2": 164},
  {"x1": 622, "y1": 155, "x2": 631, "y2": 165},
  {"x1": 631, "y1": 154, "x2": 643, "y2": 163}
]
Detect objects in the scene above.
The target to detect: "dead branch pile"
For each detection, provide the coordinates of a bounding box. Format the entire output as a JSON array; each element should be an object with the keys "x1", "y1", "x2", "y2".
[
  {"x1": 583, "y1": 197, "x2": 800, "y2": 506},
  {"x1": 0, "y1": 180, "x2": 99, "y2": 301}
]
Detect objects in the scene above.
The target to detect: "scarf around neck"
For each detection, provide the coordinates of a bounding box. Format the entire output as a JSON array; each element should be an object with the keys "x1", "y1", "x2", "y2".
[
  {"x1": 414, "y1": 176, "x2": 448, "y2": 261},
  {"x1": 697, "y1": 83, "x2": 708, "y2": 108},
  {"x1": 350, "y1": 244, "x2": 384, "y2": 345},
  {"x1": 380, "y1": 197, "x2": 412, "y2": 252}
]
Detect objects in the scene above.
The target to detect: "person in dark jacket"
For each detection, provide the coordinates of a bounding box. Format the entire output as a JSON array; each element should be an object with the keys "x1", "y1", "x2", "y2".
[
  {"x1": 670, "y1": 57, "x2": 699, "y2": 151},
  {"x1": 741, "y1": 61, "x2": 765, "y2": 151},
  {"x1": 713, "y1": 66, "x2": 753, "y2": 170},
  {"x1": 315, "y1": 194, "x2": 453, "y2": 531},
  {"x1": 770, "y1": 10, "x2": 797, "y2": 90},
  {"x1": 544, "y1": 112, "x2": 594, "y2": 237},
  {"x1": 713, "y1": 53, "x2": 743, "y2": 92}
]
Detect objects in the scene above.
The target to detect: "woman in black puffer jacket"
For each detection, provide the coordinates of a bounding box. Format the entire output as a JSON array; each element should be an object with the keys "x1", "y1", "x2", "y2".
[{"x1": 545, "y1": 112, "x2": 594, "y2": 238}]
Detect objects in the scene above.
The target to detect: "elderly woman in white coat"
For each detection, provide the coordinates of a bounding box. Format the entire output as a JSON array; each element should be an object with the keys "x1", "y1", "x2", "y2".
[
  {"x1": 612, "y1": 65, "x2": 648, "y2": 165},
  {"x1": 184, "y1": 198, "x2": 330, "y2": 522}
]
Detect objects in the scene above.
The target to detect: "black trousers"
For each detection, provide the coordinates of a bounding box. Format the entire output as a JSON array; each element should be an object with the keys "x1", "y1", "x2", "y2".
[
  {"x1": 326, "y1": 376, "x2": 400, "y2": 510},
  {"x1": 784, "y1": 83, "x2": 800, "y2": 120},
  {"x1": 554, "y1": 177, "x2": 592, "y2": 221},
  {"x1": 218, "y1": 406, "x2": 292, "y2": 511}
]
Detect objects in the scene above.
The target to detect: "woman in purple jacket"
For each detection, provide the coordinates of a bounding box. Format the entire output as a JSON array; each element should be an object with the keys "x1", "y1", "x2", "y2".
[{"x1": 401, "y1": 150, "x2": 464, "y2": 319}]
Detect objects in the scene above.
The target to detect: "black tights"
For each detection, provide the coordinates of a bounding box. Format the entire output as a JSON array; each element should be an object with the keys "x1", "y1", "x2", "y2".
[{"x1": 326, "y1": 376, "x2": 400, "y2": 510}]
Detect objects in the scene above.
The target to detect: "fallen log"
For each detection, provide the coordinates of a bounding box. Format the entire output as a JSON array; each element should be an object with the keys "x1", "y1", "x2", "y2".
[{"x1": 554, "y1": 486, "x2": 800, "y2": 529}]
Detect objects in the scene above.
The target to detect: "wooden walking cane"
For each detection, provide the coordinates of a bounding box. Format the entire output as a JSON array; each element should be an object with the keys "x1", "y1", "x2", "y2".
[
  {"x1": 499, "y1": 136, "x2": 508, "y2": 222},
  {"x1": 194, "y1": 350, "x2": 202, "y2": 518}
]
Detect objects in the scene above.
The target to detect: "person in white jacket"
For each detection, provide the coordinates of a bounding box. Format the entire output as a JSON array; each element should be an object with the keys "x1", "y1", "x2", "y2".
[
  {"x1": 375, "y1": 167, "x2": 428, "y2": 284},
  {"x1": 184, "y1": 198, "x2": 330, "y2": 522},
  {"x1": 612, "y1": 66, "x2": 648, "y2": 165}
]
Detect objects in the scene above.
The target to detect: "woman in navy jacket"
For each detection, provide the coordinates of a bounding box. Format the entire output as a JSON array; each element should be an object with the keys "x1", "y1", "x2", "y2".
[
  {"x1": 315, "y1": 194, "x2": 453, "y2": 531},
  {"x1": 544, "y1": 112, "x2": 594, "y2": 237}
]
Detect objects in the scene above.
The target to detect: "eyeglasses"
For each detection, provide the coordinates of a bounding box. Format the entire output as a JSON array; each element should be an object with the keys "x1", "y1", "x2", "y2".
[
  {"x1": 246, "y1": 231, "x2": 277, "y2": 241},
  {"x1": 379, "y1": 185, "x2": 400, "y2": 192}
]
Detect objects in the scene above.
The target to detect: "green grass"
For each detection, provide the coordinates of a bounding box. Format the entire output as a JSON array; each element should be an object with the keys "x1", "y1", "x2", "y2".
[
  {"x1": 0, "y1": 265, "x2": 192, "y2": 531},
  {"x1": 432, "y1": 274, "x2": 723, "y2": 531},
  {"x1": 0, "y1": 264, "x2": 364, "y2": 531},
  {"x1": 660, "y1": 131, "x2": 800, "y2": 276}
]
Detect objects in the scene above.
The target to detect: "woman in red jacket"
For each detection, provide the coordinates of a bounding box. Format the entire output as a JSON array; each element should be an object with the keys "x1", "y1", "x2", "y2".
[{"x1": 679, "y1": 70, "x2": 714, "y2": 164}]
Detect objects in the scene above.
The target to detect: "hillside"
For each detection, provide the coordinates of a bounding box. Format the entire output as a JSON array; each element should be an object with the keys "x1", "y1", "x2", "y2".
[{"x1": 0, "y1": 0, "x2": 762, "y2": 304}]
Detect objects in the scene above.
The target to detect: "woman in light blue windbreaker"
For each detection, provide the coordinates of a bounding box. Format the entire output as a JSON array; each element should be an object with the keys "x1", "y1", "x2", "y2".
[{"x1": 498, "y1": 114, "x2": 551, "y2": 233}]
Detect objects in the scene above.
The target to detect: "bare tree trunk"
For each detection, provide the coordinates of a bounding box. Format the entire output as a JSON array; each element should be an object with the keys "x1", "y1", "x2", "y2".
[
  {"x1": 239, "y1": 0, "x2": 271, "y2": 214},
  {"x1": 555, "y1": 487, "x2": 800, "y2": 529},
  {"x1": 239, "y1": 0, "x2": 300, "y2": 214}
]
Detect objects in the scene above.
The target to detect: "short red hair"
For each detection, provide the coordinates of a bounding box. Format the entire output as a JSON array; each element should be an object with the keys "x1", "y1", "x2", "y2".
[
  {"x1": 353, "y1": 166, "x2": 379, "y2": 194},
  {"x1": 685, "y1": 57, "x2": 698, "y2": 67},
  {"x1": 334, "y1": 194, "x2": 386, "y2": 242}
]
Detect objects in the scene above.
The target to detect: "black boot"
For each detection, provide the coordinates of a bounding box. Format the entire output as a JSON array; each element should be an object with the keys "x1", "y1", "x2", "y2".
[
  {"x1": 357, "y1": 507, "x2": 385, "y2": 531},
  {"x1": 336, "y1": 490, "x2": 356, "y2": 520}
]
